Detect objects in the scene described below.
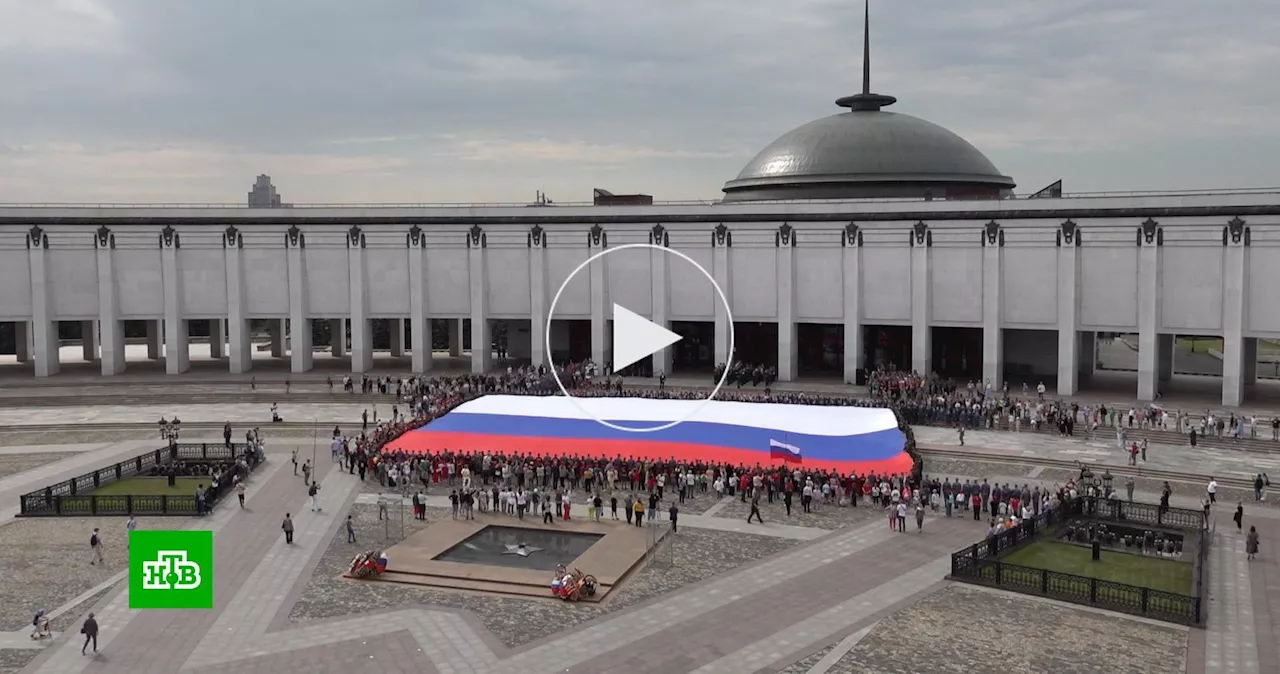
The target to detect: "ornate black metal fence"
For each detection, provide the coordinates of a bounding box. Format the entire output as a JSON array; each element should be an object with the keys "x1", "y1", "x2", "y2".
[
  {"x1": 18, "y1": 442, "x2": 259, "y2": 517},
  {"x1": 949, "y1": 496, "x2": 1206, "y2": 625}
]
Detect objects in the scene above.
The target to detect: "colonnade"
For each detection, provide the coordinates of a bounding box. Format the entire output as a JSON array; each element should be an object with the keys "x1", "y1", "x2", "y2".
[{"x1": 15, "y1": 220, "x2": 1265, "y2": 406}]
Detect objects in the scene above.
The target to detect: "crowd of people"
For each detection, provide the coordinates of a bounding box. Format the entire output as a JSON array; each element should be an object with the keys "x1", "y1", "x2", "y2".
[
  {"x1": 296, "y1": 364, "x2": 1264, "y2": 568},
  {"x1": 864, "y1": 368, "x2": 1280, "y2": 443},
  {"x1": 308, "y1": 364, "x2": 928, "y2": 529},
  {"x1": 712, "y1": 362, "x2": 778, "y2": 388}
]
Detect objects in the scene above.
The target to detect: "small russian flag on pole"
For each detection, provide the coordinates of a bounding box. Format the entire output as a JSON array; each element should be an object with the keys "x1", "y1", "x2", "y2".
[{"x1": 769, "y1": 438, "x2": 802, "y2": 464}]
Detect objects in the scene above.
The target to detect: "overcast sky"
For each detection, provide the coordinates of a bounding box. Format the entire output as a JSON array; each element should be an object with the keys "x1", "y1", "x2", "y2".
[{"x1": 1, "y1": 0, "x2": 1277, "y2": 204}]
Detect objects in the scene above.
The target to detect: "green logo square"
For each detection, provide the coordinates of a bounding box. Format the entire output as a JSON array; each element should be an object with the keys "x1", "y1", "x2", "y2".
[{"x1": 128, "y1": 530, "x2": 213, "y2": 609}]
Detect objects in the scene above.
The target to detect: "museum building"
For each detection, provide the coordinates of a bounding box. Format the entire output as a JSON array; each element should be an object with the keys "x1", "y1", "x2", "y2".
[{"x1": 0, "y1": 9, "x2": 1276, "y2": 408}]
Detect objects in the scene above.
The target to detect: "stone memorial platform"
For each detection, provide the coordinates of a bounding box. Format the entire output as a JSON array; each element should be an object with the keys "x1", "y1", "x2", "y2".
[{"x1": 360, "y1": 516, "x2": 668, "y2": 602}]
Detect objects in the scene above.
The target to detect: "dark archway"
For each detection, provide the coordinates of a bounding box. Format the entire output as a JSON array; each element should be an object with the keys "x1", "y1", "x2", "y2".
[
  {"x1": 862, "y1": 325, "x2": 911, "y2": 376},
  {"x1": 551, "y1": 320, "x2": 591, "y2": 363},
  {"x1": 931, "y1": 327, "x2": 983, "y2": 380},
  {"x1": 797, "y1": 323, "x2": 843, "y2": 376},
  {"x1": 732, "y1": 322, "x2": 778, "y2": 369},
  {"x1": 670, "y1": 321, "x2": 714, "y2": 373}
]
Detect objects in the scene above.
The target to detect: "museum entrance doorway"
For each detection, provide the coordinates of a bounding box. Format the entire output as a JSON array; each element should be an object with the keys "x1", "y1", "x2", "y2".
[
  {"x1": 551, "y1": 320, "x2": 591, "y2": 363},
  {"x1": 861, "y1": 325, "x2": 911, "y2": 377},
  {"x1": 797, "y1": 323, "x2": 843, "y2": 378},
  {"x1": 931, "y1": 327, "x2": 983, "y2": 380},
  {"x1": 732, "y1": 322, "x2": 778, "y2": 369},
  {"x1": 670, "y1": 321, "x2": 714, "y2": 374}
]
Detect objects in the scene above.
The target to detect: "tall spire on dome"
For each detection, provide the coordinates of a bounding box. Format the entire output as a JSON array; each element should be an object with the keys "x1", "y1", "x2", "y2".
[
  {"x1": 861, "y1": 0, "x2": 871, "y2": 95},
  {"x1": 836, "y1": 0, "x2": 897, "y2": 112}
]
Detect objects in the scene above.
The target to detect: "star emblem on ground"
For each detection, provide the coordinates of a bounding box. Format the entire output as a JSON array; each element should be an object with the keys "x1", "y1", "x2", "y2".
[{"x1": 502, "y1": 543, "x2": 543, "y2": 557}]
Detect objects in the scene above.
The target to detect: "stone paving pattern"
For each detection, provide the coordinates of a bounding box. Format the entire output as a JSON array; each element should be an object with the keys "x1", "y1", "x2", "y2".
[
  {"x1": 0, "y1": 454, "x2": 82, "y2": 481},
  {"x1": 0, "y1": 403, "x2": 372, "y2": 427},
  {"x1": 0, "y1": 385, "x2": 1277, "y2": 672},
  {"x1": 711, "y1": 493, "x2": 884, "y2": 529},
  {"x1": 289, "y1": 503, "x2": 799, "y2": 647},
  {"x1": 838, "y1": 584, "x2": 1188, "y2": 674},
  {"x1": 922, "y1": 458, "x2": 1037, "y2": 480},
  {"x1": 775, "y1": 645, "x2": 833, "y2": 673},
  {"x1": 0, "y1": 588, "x2": 117, "y2": 674},
  {"x1": 0, "y1": 515, "x2": 179, "y2": 630}
]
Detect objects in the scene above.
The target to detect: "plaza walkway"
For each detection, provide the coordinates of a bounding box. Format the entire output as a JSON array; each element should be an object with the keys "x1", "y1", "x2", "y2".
[{"x1": 0, "y1": 406, "x2": 1276, "y2": 671}]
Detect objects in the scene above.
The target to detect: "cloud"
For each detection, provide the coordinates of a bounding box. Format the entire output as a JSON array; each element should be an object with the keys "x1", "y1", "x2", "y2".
[
  {"x1": 439, "y1": 137, "x2": 733, "y2": 164},
  {"x1": 0, "y1": 0, "x2": 1277, "y2": 202}
]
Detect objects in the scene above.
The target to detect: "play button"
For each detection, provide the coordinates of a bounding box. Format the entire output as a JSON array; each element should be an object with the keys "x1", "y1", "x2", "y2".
[
  {"x1": 611, "y1": 303, "x2": 682, "y2": 372},
  {"x1": 545, "y1": 242, "x2": 734, "y2": 433}
]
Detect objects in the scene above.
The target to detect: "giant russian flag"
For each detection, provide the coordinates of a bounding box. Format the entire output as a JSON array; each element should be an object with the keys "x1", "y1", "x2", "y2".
[{"x1": 387, "y1": 395, "x2": 912, "y2": 474}]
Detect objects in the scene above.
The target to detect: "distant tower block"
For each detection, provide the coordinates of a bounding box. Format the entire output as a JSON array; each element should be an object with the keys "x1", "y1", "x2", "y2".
[{"x1": 247, "y1": 175, "x2": 286, "y2": 208}]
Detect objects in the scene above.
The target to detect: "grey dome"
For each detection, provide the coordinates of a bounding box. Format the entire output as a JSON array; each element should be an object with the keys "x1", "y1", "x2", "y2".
[{"x1": 722, "y1": 110, "x2": 1015, "y2": 202}]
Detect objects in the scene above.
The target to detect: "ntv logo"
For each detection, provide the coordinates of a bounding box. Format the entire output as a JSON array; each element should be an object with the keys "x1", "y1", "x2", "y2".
[
  {"x1": 130, "y1": 530, "x2": 214, "y2": 609},
  {"x1": 142, "y1": 551, "x2": 202, "y2": 590}
]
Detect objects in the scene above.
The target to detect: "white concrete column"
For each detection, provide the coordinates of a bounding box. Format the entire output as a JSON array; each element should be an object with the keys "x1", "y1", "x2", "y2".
[
  {"x1": 330, "y1": 319, "x2": 346, "y2": 357},
  {"x1": 267, "y1": 319, "x2": 284, "y2": 358},
  {"x1": 285, "y1": 226, "x2": 312, "y2": 373},
  {"x1": 910, "y1": 224, "x2": 932, "y2": 376},
  {"x1": 1243, "y1": 337, "x2": 1258, "y2": 385},
  {"x1": 841, "y1": 224, "x2": 863, "y2": 385},
  {"x1": 160, "y1": 227, "x2": 189, "y2": 374},
  {"x1": 449, "y1": 319, "x2": 463, "y2": 357},
  {"x1": 390, "y1": 319, "x2": 405, "y2": 357},
  {"x1": 1136, "y1": 220, "x2": 1163, "y2": 401},
  {"x1": 348, "y1": 226, "x2": 372, "y2": 373},
  {"x1": 146, "y1": 320, "x2": 162, "y2": 360},
  {"x1": 588, "y1": 227, "x2": 611, "y2": 370},
  {"x1": 712, "y1": 225, "x2": 733, "y2": 366},
  {"x1": 981, "y1": 224, "x2": 1003, "y2": 389},
  {"x1": 467, "y1": 227, "x2": 491, "y2": 373},
  {"x1": 529, "y1": 226, "x2": 548, "y2": 369},
  {"x1": 1156, "y1": 333, "x2": 1174, "y2": 382},
  {"x1": 14, "y1": 322, "x2": 29, "y2": 363},
  {"x1": 408, "y1": 227, "x2": 432, "y2": 374},
  {"x1": 221, "y1": 234, "x2": 250, "y2": 371},
  {"x1": 1056, "y1": 222, "x2": 1081, "y2": 396},
  {"x1": 776, "y1": 225, "x2": 797, "y2": 382},
  {"x1": 81, "y1": 320, "x2": 98, "y2": 361},
  {"x1": 26, "y1": 228, "x2": 59, "y2": 377},
  {"x1": 209, "y1": 319, "x2": 225, "y2": 360},
  {"x1": 649, "y1": 226, "x2": 672, "y2": 376},
  {"x1": 1221, "y1": 225, "x2": 1248, "y2": 407}
]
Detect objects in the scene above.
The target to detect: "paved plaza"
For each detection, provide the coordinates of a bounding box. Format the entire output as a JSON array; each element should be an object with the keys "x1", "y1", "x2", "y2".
[{"x1": 0, "y1": 386, "x2": 1273, "y2": 672}]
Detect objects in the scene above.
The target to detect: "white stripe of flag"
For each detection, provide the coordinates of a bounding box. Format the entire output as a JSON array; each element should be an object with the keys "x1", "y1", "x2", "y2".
[{"x1": 769, "y1": 439, "x2": 801, "y2": 456}]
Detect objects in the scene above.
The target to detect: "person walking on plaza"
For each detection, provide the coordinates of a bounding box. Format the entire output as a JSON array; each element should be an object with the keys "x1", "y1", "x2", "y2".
[
  {"x1": 1234, "y1": 502, "x2": 1244, "y2": 532},
  {"x1": 669, "y1": 502, "x2": 679, "y2": 533},
  {"x1": 282, "y1": 513, "x2": 295, "y2": 544},
  {"x1": 633, "y1": 497, "x2": 645, "y2": 526},
  {"x1": 291, "y1": 448, "x2": 299, "y2": 476},
  {"x1": 236, "y1": 480, "x2": 246, "y2": 507},
  {"x1": 80, "y1": 613, "x2": 98, "y2": 655},
  {"x1": 746, "y1": 493, "x2": 763, "y2": 524},
  {"x1": 346, "y1": 515, "x2": 356, "y2": 544},
  {"x1": 914, "y1": 499, "x2": 925, "y2": 532},
  {"x1": 302, "y1": 459, "x2": 312, "y2": 486},
  {"x1": 308, "y1": 482, "x2": 321, "y2": 512},
  {"x1": 1246, "y1": 526, "x2": 1260, "y2": 561},
  {"x1": 1207, "y1": 478, "x2": 1218, "y2": 505},
  {"x1": 88, "y1": 528, "x2": 104, "y2": 566}
]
